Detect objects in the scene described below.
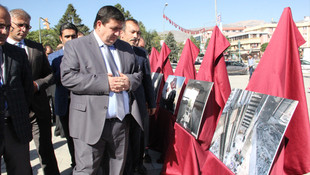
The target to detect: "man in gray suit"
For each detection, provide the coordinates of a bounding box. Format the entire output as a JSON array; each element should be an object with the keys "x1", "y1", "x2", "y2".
[
  {"x1": 0, "y1": 5, "x2": 33, "y2": 175},
  {"x1": 7, "y1": 8, "x2": 59, "y2": 175},
  {"x1": 60, "y1": 6, "x2": 142, "y2": 175}
]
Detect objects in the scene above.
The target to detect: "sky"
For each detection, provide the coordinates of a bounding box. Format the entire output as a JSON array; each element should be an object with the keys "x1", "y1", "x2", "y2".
[{"x1": 1, "y1": 0, "x2": 310, "y2": 33}]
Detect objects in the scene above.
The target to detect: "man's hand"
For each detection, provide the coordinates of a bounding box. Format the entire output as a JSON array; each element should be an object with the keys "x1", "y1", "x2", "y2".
[
  {"x1": 148, "y1": 108, "x2": 156, "y2": 116},
  {"x1": 33, "y1": 81, "x2": 38, "y2": 92},
  {"x1": 108, "y1": 72, "x2": 130, "y2": 93}
]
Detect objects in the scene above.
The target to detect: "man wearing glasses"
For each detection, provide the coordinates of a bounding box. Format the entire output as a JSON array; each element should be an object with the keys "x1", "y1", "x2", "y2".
[{"x1": 6, "y1": 9, "x2": 60, "y2": 175}]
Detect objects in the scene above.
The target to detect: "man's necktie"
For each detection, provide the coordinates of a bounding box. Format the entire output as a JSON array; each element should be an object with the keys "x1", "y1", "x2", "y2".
[{"x1": 103, "y1": 45, "x2": 125, "y2": 119}]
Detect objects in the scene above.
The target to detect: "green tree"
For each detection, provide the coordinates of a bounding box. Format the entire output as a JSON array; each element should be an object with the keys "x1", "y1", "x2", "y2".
[
  {"x1": 260, "y1": 42, "x2": 269, "y2": 52},
  {"x1": 165, "y1": 32, "x2": 179, "y2": 62},
  {"x1": 56, "y1": 4, "x2": 90, "y2": 35},
  {"x1": 115, "y1": 3, "x2": 160, "y2": 54},
  {"x1": 26, "y1": 29, "x2": 58, "y2": 49},
  {"x1": 205, "y1": 38, "x2": 210, "y2": 49},
  {"x1": 115, "y1": 3, "x2": 133, "y2": 19},
  {"x1": 190, "y1": 36, "x2": 200, "y2": 50}
]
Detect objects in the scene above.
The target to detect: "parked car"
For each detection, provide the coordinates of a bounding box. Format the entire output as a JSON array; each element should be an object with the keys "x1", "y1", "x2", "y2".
[
  {"x1": 301, "y1": 59, "x2": 310, "y2": 74},
  {"x1": 225, "y1": 60, "x2": 248, "y2": 75}
]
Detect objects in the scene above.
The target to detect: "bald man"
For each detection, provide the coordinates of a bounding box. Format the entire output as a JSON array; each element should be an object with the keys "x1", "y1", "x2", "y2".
[{"x1": 0, "y1": 5, "x2": 33, "y2": 175}]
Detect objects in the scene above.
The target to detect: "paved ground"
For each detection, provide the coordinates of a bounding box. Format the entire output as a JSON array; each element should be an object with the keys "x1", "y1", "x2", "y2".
[{"x1": 1, "y1": 74, "x2": 310, "y2": 174}]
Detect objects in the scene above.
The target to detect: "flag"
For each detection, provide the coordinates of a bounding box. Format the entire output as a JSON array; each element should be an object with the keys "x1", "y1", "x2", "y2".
[
  {"x1": 174, "y1": 39, "x2": 199, "y2": 84},
  {"x1": 246, "y1": 7, "x2": 310, "y2": 174},
  {"x1": 155, "y1": 42, "x2": 173, "y2": 81},
  {"x1": 149, "y1": 47, "x2": 160, "y2": 72}
]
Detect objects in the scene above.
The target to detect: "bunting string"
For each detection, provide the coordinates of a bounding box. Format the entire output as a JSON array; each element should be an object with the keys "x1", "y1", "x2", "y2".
[{"x1": 163, "y1": 14, "x2": 207, "y2": 34}]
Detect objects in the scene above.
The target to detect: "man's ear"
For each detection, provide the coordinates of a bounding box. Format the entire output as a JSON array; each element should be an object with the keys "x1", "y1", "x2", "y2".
[{"x1": 59, "y1": 36, "x2": 63, "y2": 43}]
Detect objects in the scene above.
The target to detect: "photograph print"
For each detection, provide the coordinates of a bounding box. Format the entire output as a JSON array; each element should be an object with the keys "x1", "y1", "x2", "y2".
[
  {"x1": 176, "y1": 79, "x2": 214, "y2": 138},
  {"x1": 151, "y1": 72, "x2": 164, "y2": 102},
  {"x1": 209, "y1": 88, "x2": 298, "y2": 175},
  {"x1": 160, "y1": 75, "x2": 186, "y2": 114}
]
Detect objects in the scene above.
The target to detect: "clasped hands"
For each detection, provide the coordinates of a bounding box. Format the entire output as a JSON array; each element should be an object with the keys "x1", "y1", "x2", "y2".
[{"x1": 108, "y1": 72, "x2": 130, "y2": 93}]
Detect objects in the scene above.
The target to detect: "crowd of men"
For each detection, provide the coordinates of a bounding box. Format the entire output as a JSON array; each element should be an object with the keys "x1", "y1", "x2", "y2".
[{"x1": 0, "y1": 5, "x2": 155, "y2": 175}]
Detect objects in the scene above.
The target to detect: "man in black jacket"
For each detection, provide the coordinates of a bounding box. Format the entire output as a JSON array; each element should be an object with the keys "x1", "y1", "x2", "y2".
[{"x1": 0, "y1": 5, "x2": 33, "y2": 175}]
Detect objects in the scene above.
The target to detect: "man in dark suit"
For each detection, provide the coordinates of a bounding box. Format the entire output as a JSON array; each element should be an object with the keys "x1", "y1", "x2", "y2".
[
  {"x1": 0, "y1": 5, "x2": 33, "y2": 175},
  {"x1": 50, "y1": 22, "x2": 78, "y2": 168},
  {"x1": 7, "y1": 8, "x2": 60, "y2": 175},
  {"x1": 60, "y1": 6, "x2": 142, "y2": 175},
  {"x1": 120, "y1": 19, "x2": 156, "y2": 175}
]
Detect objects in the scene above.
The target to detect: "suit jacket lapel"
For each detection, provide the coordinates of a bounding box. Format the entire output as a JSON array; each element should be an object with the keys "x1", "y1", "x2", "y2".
[
  {"x1": 89, "y1": 32, "x2": 108, "y2": 73},
  {"x1": 114, "y1": 40, "x2": 125, "y2": 73},
  {"x1": 2, "y1": 46, "x2": 12, "y2": 85},
  {"x1": 24, "y1": 39, "x2": 32, "y2": 59}
]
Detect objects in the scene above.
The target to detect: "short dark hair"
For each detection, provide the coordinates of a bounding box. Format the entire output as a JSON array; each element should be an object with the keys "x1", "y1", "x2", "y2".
[
  {"x1": 93, "y1": 6, "x2": 124, "y2": 29},
  {"x1": 123, "y1": 18, "x2": 139, "y2": 31},
  {"x1": 59, "y1": 23, "x2": 78, "y2": 36}
]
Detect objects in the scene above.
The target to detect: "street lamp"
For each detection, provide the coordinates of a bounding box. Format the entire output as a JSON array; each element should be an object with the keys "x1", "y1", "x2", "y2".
[
  {"x1": 38, "y1": 17, "x2": 50, "y2": 43},
  {"x1": 163, "y1": 3, "x2": 168, "y2": 33}
]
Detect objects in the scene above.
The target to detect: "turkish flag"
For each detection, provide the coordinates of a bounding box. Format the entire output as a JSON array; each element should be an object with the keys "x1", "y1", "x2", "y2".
[
  {"x1": 149, "y1": 47, "x2": 160, "y2": 72},
  {"x1": 155, "y1": 42, "x2": 173, "y2": 81},
  {"x1": 246, "y1": 7, "x2": 310, "y2": 174},
  {"x1": 174, "y1": 39, "x2": 199, "y2": 84}
]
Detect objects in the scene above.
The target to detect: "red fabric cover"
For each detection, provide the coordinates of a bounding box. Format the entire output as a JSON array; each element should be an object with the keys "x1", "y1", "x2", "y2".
[
  {"x1": 155, "y1": 42, "x2": 173, "y2": 81},
  {"x1": 174, "y1": 39, "x2": 200, "y2": 84},
  {"x1": 162, "y1": 26, "x2": 231, "y2": 174},
  {"x1": 246, "y1": 7, "x2": 310, "y2": 175},
  {"x1": 149, "y1": 47, "x2": 160, "y2": 72}
]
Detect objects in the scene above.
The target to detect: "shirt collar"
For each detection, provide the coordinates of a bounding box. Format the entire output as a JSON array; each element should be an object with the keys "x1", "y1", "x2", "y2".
[
  {"x1": 6, "y1": 37, "x2": 24, "y2": 46},
  {"x1": 93, "y1": 31, "x2": 115, "y2": 50}
]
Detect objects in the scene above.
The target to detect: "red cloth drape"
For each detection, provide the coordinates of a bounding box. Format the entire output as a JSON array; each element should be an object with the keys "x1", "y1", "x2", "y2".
[
  {"x1": 162, "y1": 26, "x2": 231, "y2": 174},
  {"x1": 155, "y1": 42, "x2": 173, "y2": 81},
  {"x1": 246, "y1": 7, "x2": 310, "y2": 175},
  {"x1": 174, "y1": 39, "x2": 199, "y2": 84},
  {"x1": 149, "y1": 47, "x2": 160, "y2": 72}
]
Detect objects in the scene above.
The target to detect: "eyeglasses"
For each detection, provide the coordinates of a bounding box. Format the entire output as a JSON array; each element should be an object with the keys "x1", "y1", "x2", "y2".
[
  {"x1": 0, "y1": 23, "x2": 11, "y2": 31},
  {"x1": 11, "y1": 21, "x2": 32, "y2": 30}
]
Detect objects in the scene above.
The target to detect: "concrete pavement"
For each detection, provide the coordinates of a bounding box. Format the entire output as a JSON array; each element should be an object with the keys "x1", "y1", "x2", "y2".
[{"x1": 1, "y1": 74, "x2": 310, "y2": 174}]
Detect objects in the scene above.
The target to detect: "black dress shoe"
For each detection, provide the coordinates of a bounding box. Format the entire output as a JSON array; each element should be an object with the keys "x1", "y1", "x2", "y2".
[
  {"x1": 143, "y1": 154, "x2": 152, "y2": 163},
  {"x1": 135, "y1": 164, "x2": 147, "y2": 175}
]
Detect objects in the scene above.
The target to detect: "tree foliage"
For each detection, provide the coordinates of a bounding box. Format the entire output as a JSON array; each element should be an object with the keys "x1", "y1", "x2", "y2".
[
  {"x1": 165, "y1": 32, "x2": 179, "y2": 62},
  {"x1": 115, "y1": 3, "x2": 133, "y2": 19},
  {"x1": 260, "y1": 42, "x2": 269, "y2": 52},
  {"x1": 55, "y1": 4, "x2": 90, "y2": 36},
  {"x1": 190, "y1": 36, "x2": 200, "y2": 50},
  {"x1": 114, "y1": 4, "x2": 160, "y2": 54},
  {"x1": 26, "y1": 3, "x2": 90, "y2": 50}
]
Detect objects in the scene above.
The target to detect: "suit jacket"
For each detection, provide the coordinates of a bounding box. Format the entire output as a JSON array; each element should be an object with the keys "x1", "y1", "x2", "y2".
[
  {"x1": 60, "y1": 32, "x2": 142, "y2": 145},
  {"x1": 0, "y1": 42, "x2": 33, "y2": 143},
  {"x1": 24, "y1": 39, "x2": 54, "y2": 118},
  {"x1": 132, "y1": 47, "x2": 156, "y2": 120},
  {"x1": 50, "y1": 49, "x2": 69, "y2": 116}
]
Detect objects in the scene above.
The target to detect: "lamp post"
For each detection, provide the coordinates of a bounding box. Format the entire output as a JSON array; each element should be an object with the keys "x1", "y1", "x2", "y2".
[
  {"x1": 163, "y1": 3, "x2": 168, "y2": 33},
  {"x1": 39, "y1": 17, "x2": 50, "y2": 43}
]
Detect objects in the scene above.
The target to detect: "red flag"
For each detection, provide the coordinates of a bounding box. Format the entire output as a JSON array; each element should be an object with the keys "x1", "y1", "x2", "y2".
[
  {"x1": 174, "y1": 39, "x2": 199, "y2": 84},
  {"x1": 149, "y1": 47, "x2": 159, "y2": 72},
  {"x1": 155, "y1": 42, "x2": 173, "y2": 81},
  {"x1": 246, "y1": 7, "x2": 310, "y2": 174}
]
